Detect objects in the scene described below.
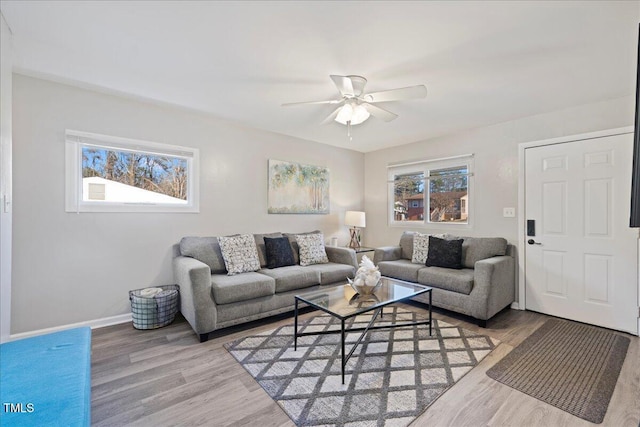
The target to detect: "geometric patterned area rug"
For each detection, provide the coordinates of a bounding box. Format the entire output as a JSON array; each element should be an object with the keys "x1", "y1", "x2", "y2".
[
  {"x1": 486, "y1": 318, "x2": 630, "y2": 424},
  {"x1": 225, "y1": 307, "x2": 499, "y2": 426}
]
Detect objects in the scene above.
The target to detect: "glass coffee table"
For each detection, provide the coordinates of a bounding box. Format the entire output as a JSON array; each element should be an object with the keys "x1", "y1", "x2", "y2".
[{"x1": 294, "y1": 277, "x2": 432, "y2": 384}]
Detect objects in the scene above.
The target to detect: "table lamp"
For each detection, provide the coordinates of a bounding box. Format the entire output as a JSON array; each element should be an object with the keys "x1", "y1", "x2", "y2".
[{"x1": 345, "y1": 211, "x2": 366, "y2": 249}]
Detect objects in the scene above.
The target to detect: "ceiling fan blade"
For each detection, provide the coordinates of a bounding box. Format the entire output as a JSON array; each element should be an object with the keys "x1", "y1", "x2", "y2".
[
  {"x1": 330, "y1": 75, "x2": 355, "y2": 97},
  {"x1": 362, "y1": 103, "x2": 398, "y2": 122},
  {"x1": 320, "y1": 104, "x2": 345, "y2": 125},
  {"x1": 281, "y1": 99, "x2": 341, "y2": 107},
  {"x1": 363, "y1": 85, "x2": 427, "y2": 103}
]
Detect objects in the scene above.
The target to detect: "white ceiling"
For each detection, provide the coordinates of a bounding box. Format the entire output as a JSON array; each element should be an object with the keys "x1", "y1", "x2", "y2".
[{"x1": 2, "y1": 1, "x2": 639, "y2": 153}]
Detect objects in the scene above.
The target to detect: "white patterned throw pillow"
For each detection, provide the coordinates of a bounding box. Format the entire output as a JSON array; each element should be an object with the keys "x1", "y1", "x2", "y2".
[
  {"x1": 412, "y1": 233, "x2": 445, "y2": 264},
  {"x1": 296, "y1": 233, "x2": 329, "y2": 266},
  {"x1": 411, "y1": 233, "x2": 430, "y2": 264},
  {"x1": 218, "y1": 234, "x2": 261, "y2": 275}
]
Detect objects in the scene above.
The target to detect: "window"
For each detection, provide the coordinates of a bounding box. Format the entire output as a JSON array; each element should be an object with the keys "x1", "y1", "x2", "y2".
[
  {"x1": 388, "y1": 155, "x2": 472, "y2": 227},
  {"x1": 65, "y1": 130, "x2": 199, "y2": 213},
  {"x1": 392, "y1": 172, "x2": 424, "y2": 221}
]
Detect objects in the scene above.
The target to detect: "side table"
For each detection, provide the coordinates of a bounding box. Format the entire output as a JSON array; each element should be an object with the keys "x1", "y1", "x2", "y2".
[{"x1": 350, "y1": 246, "x2": 375, "y2": 262}]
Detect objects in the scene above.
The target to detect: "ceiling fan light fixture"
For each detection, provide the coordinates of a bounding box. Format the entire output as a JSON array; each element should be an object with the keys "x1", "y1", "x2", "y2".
[
  {"x1": 334, "y1": 103, "x2": 370, "y2": 126},
  {"x1": 335, "y1": 104, "x2": 353, "y2": 125}
]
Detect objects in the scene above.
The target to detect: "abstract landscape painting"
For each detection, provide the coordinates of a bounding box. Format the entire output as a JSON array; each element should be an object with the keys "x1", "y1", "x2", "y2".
[{"x1": 268, "y1": 159, "x2": 329, "y2": 214}]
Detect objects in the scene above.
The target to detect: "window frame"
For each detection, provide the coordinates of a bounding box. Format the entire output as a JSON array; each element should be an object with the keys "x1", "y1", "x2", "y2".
[
  {"x1": 387, "y1": 155, "x2": 473, "y2": 229},
  {"x1": 65, "y1": 130, "x2": 200, "y2": 213}
]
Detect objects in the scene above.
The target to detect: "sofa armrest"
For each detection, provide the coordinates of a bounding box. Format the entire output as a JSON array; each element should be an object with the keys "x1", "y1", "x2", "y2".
[
  {"x1": 373, "y1": 246, "x2": 403, "y2": 264},
  {"x1": 173, "y1": 256, "x2": 217, "y2": 336},
  {"x1": 473, "y1": 255, "x2": 515, "y2": 319},
  {"x1": 325, "y1": 246, "x2": 358, "y2": 269}
]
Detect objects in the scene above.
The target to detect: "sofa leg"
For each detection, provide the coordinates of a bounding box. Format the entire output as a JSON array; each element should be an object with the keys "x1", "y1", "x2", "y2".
[
  {"x1": 199, "y1": 333, "x2": 209, "y2": 343},
  {"x1": 477, "y1": 319, "x2": 487, "y2": 328}
]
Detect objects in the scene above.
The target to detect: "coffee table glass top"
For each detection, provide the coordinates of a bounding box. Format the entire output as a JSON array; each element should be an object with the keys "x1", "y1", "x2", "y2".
[{"x1": 296, "y1": 277, "x2": 430, "y2": 319}]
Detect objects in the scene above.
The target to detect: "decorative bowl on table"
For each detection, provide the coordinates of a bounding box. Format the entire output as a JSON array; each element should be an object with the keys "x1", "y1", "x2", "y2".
[{"x1": 348, "y1": 255, "x2": 382, "y2": 296}]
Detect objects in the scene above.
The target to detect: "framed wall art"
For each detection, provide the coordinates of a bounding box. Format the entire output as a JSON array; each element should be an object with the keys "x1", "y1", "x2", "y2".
[{"x1": 268, "y1": 159, "x2": 329, "y2": 214}]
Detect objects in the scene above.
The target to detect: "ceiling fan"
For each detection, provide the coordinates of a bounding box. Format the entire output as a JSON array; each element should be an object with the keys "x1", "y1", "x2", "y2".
[{"x1": 282, "y1": 75, "x2": 427, "y2": 139}]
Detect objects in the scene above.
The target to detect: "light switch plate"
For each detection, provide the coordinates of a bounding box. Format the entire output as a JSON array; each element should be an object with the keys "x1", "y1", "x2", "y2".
[
  {"x1": 503, "y1": 207, "x2": 516, "y2": 217},
  {"x1": 2, "y1": 195, "x2": 10, "y2": 213}
]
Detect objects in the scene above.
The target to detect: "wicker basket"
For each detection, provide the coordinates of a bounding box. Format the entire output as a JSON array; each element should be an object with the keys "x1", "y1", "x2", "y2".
[{"x1": 129, "y1": 285, "x2": 180, "y2": 330}]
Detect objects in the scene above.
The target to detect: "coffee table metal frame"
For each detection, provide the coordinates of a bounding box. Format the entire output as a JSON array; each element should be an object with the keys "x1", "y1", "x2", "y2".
[{"x1": 294, "y1": 278, "x2": 432, "y2": 384}]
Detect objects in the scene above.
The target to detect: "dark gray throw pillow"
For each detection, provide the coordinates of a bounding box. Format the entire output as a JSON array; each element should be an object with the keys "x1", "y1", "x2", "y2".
[
  {"x1": 264, "y1": 236, "x2": 296, "y2": 269},
  {"x1": 426, "y1": 236, "x2": 463, "y2": 269}
]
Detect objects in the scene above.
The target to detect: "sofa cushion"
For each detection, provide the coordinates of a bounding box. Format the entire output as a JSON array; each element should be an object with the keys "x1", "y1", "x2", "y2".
[
  {"x1": 284, "y1": 230, "x2": 321, "y2": 264},
  {"x1": 305, "y1": 262, "x2": 356, "y2": 285},
  {"x1": 296, "y1": 233, "x2": 329, "y2": 266},
  {"x1": 210, "y1": 272, "x2": 275, "y2": 304},
  {"x1": 418, "y1": 267, "x2": 475, "y2": 295},
  {"x1": 377, "y1": 259, "x2": 424, "y2": 283},
  {"x1": 254, "y1": 233, "x2": 284, "y2": 268},
  {"x1": 218, "y1": 234, "x2": 261, "y2": 275},
  {"x1": 399, "y1": 231, "x2": 416, "y2": 260},
  {"x1": 462, "y1": 237, "x2": 508, "y2": 268},
  {"x1": 264, "y1": 236, "x2": 295, "y2": 269},
  {"x1": 179, "y1": 236, "x2": 227, "y2": 274},
  {"x1": 259, "y1": 265, "x2": 320, "y2": 293},
  {"x1": 426, "y1": 236, "x2": 463, "y2": 269}
]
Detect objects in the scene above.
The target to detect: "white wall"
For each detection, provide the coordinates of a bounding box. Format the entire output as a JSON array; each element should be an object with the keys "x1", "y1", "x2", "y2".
[
  {"x1": 0, "y1": 14, "x2": 13, "y2": 342},
  {"x1": 364, "y1": 95, "x2": 635, "y2": 303},
  {"x1": 11, "y1": 74, "x2": 364, "y2": 334}
]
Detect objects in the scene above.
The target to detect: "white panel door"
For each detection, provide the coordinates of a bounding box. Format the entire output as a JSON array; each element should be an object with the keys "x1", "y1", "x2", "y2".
[{"x1": 525, "y1": 133, "x2": 638, "y2": 334}]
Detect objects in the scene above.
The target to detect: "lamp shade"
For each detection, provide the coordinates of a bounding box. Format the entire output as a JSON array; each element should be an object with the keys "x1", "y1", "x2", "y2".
[
  {"x1": 345, "y1": 211, "x2": 366, "y2": 228},
  {"x1": 350, "y1": 104, "x2": 370, "y2": 125},
  {"x1": 335, "y1": 104, "x2": 353, "y2": 125}
]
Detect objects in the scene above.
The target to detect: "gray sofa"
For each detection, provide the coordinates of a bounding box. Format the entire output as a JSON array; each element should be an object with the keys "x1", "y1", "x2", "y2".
[
  {"x1": 173, "y1": 232, "x2": 357, "y2": 342},
  {"x1": 373, "y1": 232, "x2": 515, "y2": 326}
]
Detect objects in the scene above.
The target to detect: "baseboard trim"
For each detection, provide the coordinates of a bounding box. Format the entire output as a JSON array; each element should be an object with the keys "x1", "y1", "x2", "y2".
[
  {"x1": 511, "y1": 302, "x2": 521, "y2": 310},
  {"x1": 8, "y1": 313, "x2": 132, "y2": 341}
]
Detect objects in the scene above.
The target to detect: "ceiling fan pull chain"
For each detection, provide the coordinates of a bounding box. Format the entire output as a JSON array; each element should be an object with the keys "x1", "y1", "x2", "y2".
[{"x1": 347, "y1": 121, "x2": 352, "y2": 141}]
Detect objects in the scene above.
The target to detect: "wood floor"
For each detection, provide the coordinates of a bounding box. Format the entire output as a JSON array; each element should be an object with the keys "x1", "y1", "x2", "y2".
[{"x1": 91, "y1": 306, "x2": 640, "y2": 426}]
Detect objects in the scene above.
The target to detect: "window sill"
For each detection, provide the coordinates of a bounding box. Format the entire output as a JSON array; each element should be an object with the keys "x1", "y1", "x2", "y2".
[
  {"x1": 389, "y1": 221, "x2": 472, "y2": 230},
  {"x1": 65, "y1": 203, "x2": 199, "y2": 214}
]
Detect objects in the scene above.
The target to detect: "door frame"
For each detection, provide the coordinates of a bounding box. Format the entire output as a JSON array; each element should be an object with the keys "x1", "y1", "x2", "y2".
[{"x1": 517, "y1": 126, "x2": 639, "y2": 335}]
